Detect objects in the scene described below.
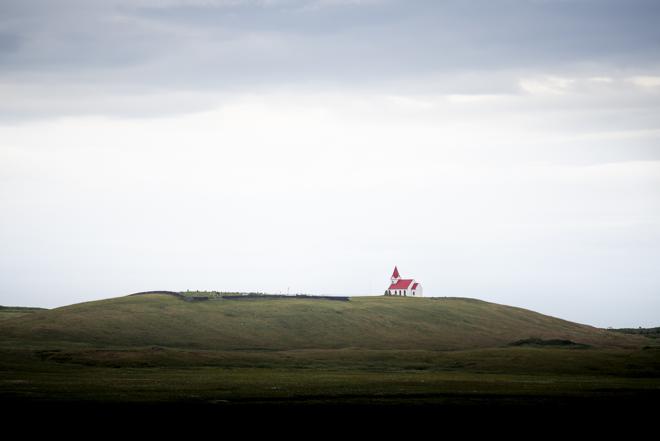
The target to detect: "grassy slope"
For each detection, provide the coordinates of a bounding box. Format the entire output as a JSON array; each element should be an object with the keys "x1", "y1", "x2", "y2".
[
  {"x1": 1, "y1": 294, "x2": 658, "y2": 406},
  {"x1": 0, "y1": 306, "x2": 47, "y2": 322},
  {"x1": 0, "y1": 294, "x2": 644, "y2": 350}
]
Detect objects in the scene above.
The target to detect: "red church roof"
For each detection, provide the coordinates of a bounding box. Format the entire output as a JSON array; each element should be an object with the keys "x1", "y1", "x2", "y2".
[
  {"x1": 391, "y1": 266, "x2": 400, "y2": 279},
  {"x1": 389, "y1": 279, "x2": 414, "y2": 290},
  {"x1": 412, "y1": 283, "x2": 419, "y2": 289}
]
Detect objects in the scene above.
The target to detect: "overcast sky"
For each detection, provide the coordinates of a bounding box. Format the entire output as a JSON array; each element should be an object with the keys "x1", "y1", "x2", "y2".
[{"x1": 1, "y1": 0, "x2": 659, "y2": 327}]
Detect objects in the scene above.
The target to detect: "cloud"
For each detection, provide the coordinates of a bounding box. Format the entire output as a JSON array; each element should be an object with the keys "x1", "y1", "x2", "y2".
[
  {"x1": 1, "y1": 1, "x2": 659, "y2": 326},
  {"x1": 1, "y1": 0, "x2": 659, "y2": 119},
  {"x1": 629, "y1": 75, "x2": 660, "y2": 88}
]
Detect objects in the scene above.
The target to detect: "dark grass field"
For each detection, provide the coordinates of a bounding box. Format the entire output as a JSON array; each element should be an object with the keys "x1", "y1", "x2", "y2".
[{"x1": 1, "y1": 294, "x2": 658, "y2": 424}]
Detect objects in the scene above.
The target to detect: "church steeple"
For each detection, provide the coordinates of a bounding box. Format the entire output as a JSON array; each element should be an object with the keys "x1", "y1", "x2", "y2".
[{"x1": 391, "y1": 266, "x2": 401, "y2": 283}]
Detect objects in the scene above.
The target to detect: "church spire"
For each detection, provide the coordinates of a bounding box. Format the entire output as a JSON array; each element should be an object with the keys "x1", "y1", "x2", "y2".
[{"x1": 391, "y1": 266, "x2": 400, "y2": 279}]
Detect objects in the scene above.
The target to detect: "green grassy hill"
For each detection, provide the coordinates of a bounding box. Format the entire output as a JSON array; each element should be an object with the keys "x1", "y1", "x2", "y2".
[
  {"x1": 1, "y1": 294, "x2": 658, "y2": 408},
  {"x1": 0, "y1": 305, "x2": 47, "y2": 322},
  {"x1": 0, "y1": 294, "x2": 643, "y2": 350}
]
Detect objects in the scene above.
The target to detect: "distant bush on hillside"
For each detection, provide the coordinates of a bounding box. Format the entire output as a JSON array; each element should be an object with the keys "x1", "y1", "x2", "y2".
[
  {"x1": 509, "y1": 338, "x2": 591, "y2": 349},
  {"x1": 609, "y1": 327, "x2": 660, "y2": 339}
]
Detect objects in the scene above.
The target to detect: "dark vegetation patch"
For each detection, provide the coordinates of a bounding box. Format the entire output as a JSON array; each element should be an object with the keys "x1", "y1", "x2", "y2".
[
  {"x1": 610, "y1": 327, "x2": 660, "y2": 339},
  {"x1": 129, "y1": 291, "x2": 185, "y2": 298},
  {"x1": 7, "y1": 346, "x2": 657, "y2": 378},
  {"x1": 509, "y1": 338, "x2": 591, "y2": 349},
  {"x1": 128, "y1": 291, "x2": 349, "y2": 302},
  {"x1": 429, "y1": 297, "x2": 486, "y2": 303},
  {"x1": 219, "y1": 294, "x2": 349, "y2": 302}
]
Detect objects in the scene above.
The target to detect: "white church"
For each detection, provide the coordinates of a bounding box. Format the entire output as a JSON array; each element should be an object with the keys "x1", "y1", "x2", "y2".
[{"x1": 385, "y1": 266, "x2": 423, "y2": 297}]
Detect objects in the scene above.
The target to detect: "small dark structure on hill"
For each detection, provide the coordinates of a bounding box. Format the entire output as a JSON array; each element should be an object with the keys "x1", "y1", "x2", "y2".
[{"x1": 129, "y1": 291, "x2": 349, "y2": 302}]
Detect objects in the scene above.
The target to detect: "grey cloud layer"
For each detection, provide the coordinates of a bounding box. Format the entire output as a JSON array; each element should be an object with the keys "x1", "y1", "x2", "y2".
[
  {"x1": 2, "y1": 1, "x2": 660, "y2": 87},
  {"x1": 1, "y1": 0, "x2": 660, "y2": 145}
]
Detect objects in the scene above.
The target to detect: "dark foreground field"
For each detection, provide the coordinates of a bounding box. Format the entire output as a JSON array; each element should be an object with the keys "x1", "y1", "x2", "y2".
[{"x1": 1, "y1": 294, "x2": 659, "y2": 422}]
